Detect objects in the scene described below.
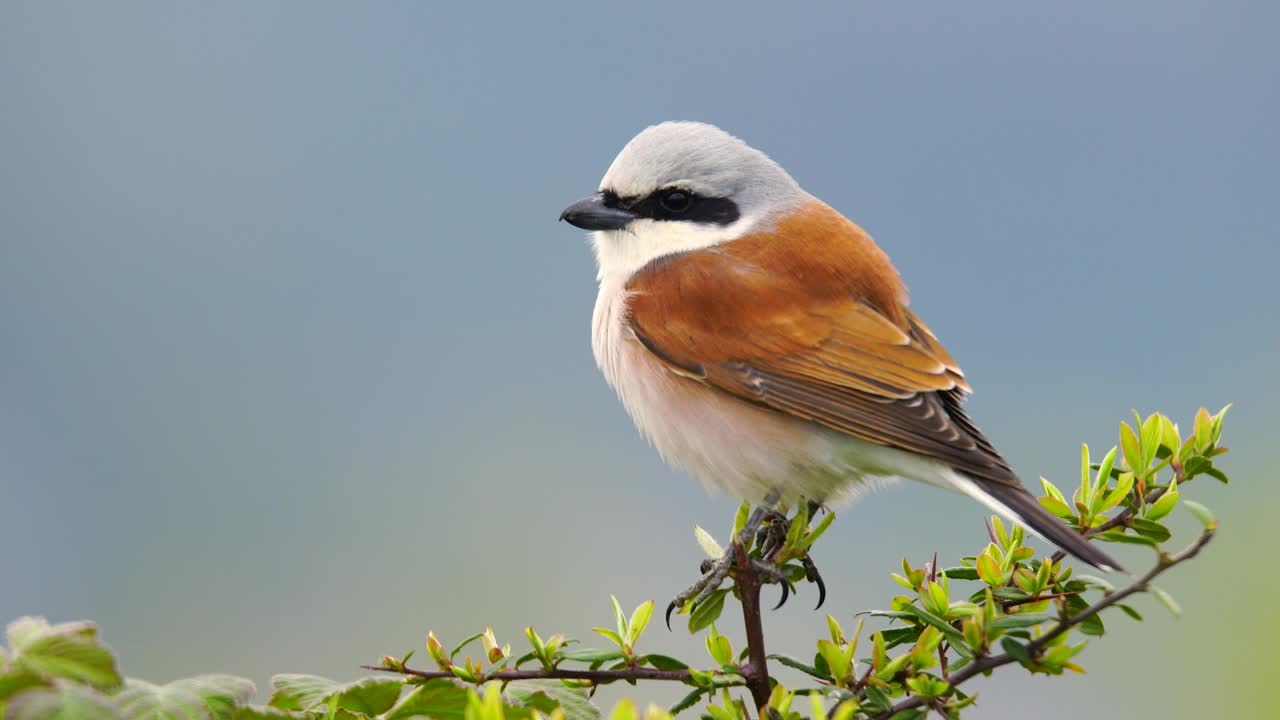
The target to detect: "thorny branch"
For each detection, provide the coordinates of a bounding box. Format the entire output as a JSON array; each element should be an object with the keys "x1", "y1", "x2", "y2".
[
  {"x1": 364, "y1": 526, "x2": 1212, "y2": 720},
  {"x1": 366, "y1": 544, "x2": 778, "y2": 711},
  {"x1": 1049, "y1": 460, "x2": 1187, "y2": 565},
  {"x1": 866, "y1": 526, "x2": 1215, "y2": 720}
]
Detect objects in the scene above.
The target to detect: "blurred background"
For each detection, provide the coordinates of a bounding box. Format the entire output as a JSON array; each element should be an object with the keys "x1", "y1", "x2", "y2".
[{"x1": 1, "y1": 1, "x2": 1276, "y2": 717}]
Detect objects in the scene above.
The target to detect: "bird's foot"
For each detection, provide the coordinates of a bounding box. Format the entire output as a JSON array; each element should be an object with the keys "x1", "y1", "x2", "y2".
[
  {"x1": 757, "y1": 502, "x2": 828, "y2": 610},
  {"x1": 665, "y1": 542, "x2": 790, "y2": 630},
  {"x1": 665, "y1": 498, "x2": 835, "y2": 630}
]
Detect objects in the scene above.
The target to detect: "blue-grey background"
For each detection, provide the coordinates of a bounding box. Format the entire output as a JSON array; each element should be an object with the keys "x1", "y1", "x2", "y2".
[{"x1": 2, "y1": 2, "x2": 1276, "y2": 717}]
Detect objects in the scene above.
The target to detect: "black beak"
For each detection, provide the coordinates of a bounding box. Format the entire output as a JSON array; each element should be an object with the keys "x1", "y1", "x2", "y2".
[{"x1": 559, "y1": 193, "x2": 636, "y2": 231}]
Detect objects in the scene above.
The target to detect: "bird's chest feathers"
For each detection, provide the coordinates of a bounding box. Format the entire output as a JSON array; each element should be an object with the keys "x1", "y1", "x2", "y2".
[{"x1": 590, "y1": 278, "x2": 845, "y2": 503}]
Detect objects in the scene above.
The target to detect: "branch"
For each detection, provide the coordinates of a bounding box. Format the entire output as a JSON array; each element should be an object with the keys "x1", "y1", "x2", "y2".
[
  {"x1": 870, "y1": 527, "x2": 1215, "y2": 720},
  {"x1": 733, "y1": 542, "x2": 774, "y2": 711},
  {"x1": 365, "y1": 541, "x2": 778, "y2": 715},
  {"x1": 361, "y1": 664, "x2": 698, "y2": 683},
  {"x1": 1049, "y1": 464, "x2": 1185, "y2": 564}
]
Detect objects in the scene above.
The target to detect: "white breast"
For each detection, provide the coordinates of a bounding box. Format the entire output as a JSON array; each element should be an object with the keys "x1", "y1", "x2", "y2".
[{"x1": 591, "y1": 278, "x2": 932, "y2": 507}]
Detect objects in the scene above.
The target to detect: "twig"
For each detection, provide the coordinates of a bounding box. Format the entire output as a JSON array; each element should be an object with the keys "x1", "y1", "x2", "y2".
[
  {"x1": 869, "y1": 527, "x2": 1215, "y2": 720},
  {"x1": 733, "y1": 542, "x2": 773, "y2": 711},
  {"x1": 1050, "y1": 465, "x2": 1186, "y2": 564},
  {"x1": 360, "y1": 665, "x2": 697, "y2": 683},
  {"x1": 1000, "y1": 590, "x2": 1084, "y2": 610},
  {"x1": 365, "y1": 541, "x2": 778, "y2": 711}
]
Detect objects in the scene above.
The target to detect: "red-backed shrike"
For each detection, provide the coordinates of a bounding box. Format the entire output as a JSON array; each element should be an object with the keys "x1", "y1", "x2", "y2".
[{"x1": 560, "y1": 122, "x2": 1119, "y2": 608}]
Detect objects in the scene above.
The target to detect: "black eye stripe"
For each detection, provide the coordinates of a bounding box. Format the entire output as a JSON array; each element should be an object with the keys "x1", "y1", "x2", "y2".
[{"x1": 608, "y1": 187, "x2": 740, "y2": 227}]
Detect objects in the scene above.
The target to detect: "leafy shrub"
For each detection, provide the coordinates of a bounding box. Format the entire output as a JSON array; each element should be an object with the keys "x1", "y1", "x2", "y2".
[{"x1": 0, "y1": 408, "x2": 1229, "y2": 720}]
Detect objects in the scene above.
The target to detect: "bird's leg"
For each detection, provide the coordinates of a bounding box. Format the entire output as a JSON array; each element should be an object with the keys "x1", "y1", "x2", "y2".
[
  {"x1": 763, "y1": 500, "x2": 828, "y2": 610},
  {"x1": 666, "y1": 491, "x2": 786, "y2": 630}
]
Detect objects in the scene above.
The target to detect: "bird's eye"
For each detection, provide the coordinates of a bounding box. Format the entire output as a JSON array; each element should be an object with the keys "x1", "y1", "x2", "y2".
[{"x1": 658, "y1": 189, "x2": 692, "y2": 213}]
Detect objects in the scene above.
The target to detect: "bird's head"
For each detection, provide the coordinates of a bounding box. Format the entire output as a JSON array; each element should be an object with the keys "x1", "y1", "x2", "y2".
[{"x1": 560, "y1": 122, "x2": 809, "y2": 280}]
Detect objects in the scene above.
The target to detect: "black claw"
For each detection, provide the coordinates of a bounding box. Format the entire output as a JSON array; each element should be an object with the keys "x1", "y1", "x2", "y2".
[
  {"x1": 803, "y1": 556, "x2": 827, "y2": 610},
  {"x1": 665, "y1": 601, "x2": 677, "y2": 631},
  {"x1": 772, "y1": 580, "x2": 790, "y2": 610}
]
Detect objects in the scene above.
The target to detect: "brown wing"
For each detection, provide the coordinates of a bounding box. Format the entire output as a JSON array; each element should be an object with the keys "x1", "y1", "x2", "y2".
[{"x1": 624, "y1": 200, "x2": 1017, "y2": 486}]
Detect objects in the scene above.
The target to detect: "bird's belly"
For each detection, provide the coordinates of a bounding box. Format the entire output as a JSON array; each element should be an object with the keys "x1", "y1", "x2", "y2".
[{"x1": 592, "y1": 283, "x2": 921, "y2": 506}]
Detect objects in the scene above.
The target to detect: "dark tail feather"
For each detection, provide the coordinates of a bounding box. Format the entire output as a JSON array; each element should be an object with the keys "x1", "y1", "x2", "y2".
[{"x1": 966, "y1": 478, "x2": 1125, "y2": 573}]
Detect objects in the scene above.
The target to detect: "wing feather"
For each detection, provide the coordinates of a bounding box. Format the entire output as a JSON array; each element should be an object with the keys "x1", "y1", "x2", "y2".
[{"x1": 623, "y1": 201, "x2": 1016, "y2": 486}]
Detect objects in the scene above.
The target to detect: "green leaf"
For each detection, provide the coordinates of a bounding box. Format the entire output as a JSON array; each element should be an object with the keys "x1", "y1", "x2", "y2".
[
  {"x1": 803, "y1": 511, "x2": 836, "y2": 549},
  {"x1": 900, "y1": 606, "x2": 970, "y2": 658},
  {"x1": 1182, "y1": 500, "x2": 1217, "y2": 529},
  {"x1": 116, "y1": 675, "x2": 256, "y2": 720},
  {"x1": 999, "y1": 638, "x2": 1031, "y2": 665},
  {"x1": 382, "y1": 679, "x2": 474, "y2": 720},
  {"x1": 693, "y1": 526, "x2": 724, "y2": 560},
  {"x1": 1038, "y1": 496, "x2": 1076, "y2": 520},
  {"x1": 627, "y1": 601, "x2": 654, "y2": 646},
  {"x1": 767, "y1": 654, "x2": 828, "y2": 680},
  {"x1": 976, "y1": 552, "x2": 1004, "y2": 586},
  {"x1": 1099, "y1": 472, "x2": 1135, "y2": 513},
  {"x1": 1130, "y1": 518, "x2": 1172, "y2": 543},
  {"x1": 1067, "y1": 596, "x2": 1105, "y2": 637},
  {"x1": 266, "y1": 675, "x2": 402, "y2": 715},
  {"x1": 610, "y1": 595, "x2": 628, "y2": 644},
  {"x1": 989, "y1": 613, "x2": 1054, "y2": 630},
  {"x1": 1079, "y1": 444, "x2": 1093, "y2": 506},
  {"x1": 0, "y1": 669, "x2": 47, "y2": 703},
  {"x1": 449, "y1": 632, "x2": 487, "y2": 661},
  {"x1": 732, "y1": 502, "x2": 750, "y2": 540},
  {"x1": 1145, "y1": 481, "x2": 1179, "y2": 522},
  {"x1": 786, "y1": 506, "x2": 808, "y2": 550},
  {"x1": 1120, "y1": 422, "x2": 1142, "y2": 475},
  {"x1": 608, "y1": 699, "x2": 639, "y2": 720},
  {"x1": 988, "y1": 587, "x2": 1030, "y2": 601},
  {"x1": 704, "y1": 626, "x2": 733, "y2": 667},
  {"x1": 591, "y1": 628, "x2": 625, "y2": 649},
  {"x1": 7, "y1": 680, "x2": 119, "y2": 720},
  {"x1": 816, "y1": 640, "x2": 851, "y2": 680},
  {"x1": 669, "y1": 688, "x2": 706, "y2": 715},
  {"x1": 1159, "y1": 415, "x2": 1181, "y2": 454},
  {"x1": 1117, "y1": 604, "x2": 1144, "y2": 622},
  {"x1": 1150, "y1": 586, "x2": 1182, "y2": 619},
  {"x1": 5, "y1": 618, "x2": 123, "y2": 692},
  {"x1": 878, "y1": 626, "x2": 922, "y2": 650},
  {"x1": 558, "y1": 648, "x2": 624, "y2": 664},
  {"x1": 1074, "y1": 574, "x2": 1115, "y2": 592},
  {"x1": 1094, "y1": 530, "x2": 1159, "y2": 546},
  {"x1": 1140, "y1": 414, "x2": 1161, "y2": 469},
  {"x1": 505, "y1": 680, "x2": 599, "y2": 720},
  {"x1": 640, "y1": 654, "x2": 688, "y2": 671},
  {"x1": 1040, "y1": 476, "x2": 1067, "y2": 505},
  {"x1": 687, "y1": 589, "x2": 729, "y2": 633},
  {"x1": 1194, "y1": 407, "x2": 1212, "y2": 450},
  {"x1": 230, "y1": 707, "x2": 308, "y2": 720},
  {"x1": 1210, "y1": 403, "x2": 1232, "y2": 445},
  {"x1": 1091, "y1": 447, "x2": 1118, "y2": 512},
  {"x1": 1183, "y1": 456, "x2": 1229, "y2": 484},
  {"x1": 939, "y1": 567, "x2": 979, "y2": 581}
]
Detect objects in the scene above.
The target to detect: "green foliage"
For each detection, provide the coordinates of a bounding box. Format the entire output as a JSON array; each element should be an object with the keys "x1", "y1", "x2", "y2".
[{"x1": 0, "y1": 408, "x2": 1229, "y2": 719}]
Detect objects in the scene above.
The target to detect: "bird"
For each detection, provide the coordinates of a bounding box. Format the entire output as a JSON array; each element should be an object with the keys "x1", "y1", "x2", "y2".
[{"x1": 559, "y1": 121, "x2": 1121, "y2": 611}]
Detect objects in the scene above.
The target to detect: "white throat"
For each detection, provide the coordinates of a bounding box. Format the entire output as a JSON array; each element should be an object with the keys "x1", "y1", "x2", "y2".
[{"x1": 590, "y1": 213, "x2": 763, "y2": 283}]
